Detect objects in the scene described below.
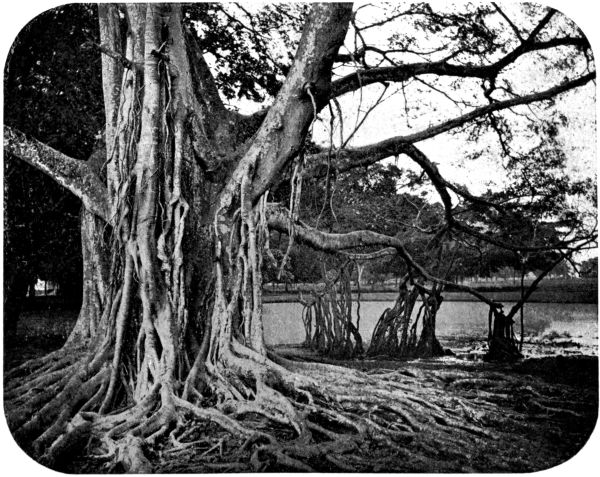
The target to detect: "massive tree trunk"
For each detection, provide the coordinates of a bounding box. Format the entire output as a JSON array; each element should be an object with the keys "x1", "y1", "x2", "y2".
[{"x1": 4, "y1": 3, "x2": 378, "y2": 471}]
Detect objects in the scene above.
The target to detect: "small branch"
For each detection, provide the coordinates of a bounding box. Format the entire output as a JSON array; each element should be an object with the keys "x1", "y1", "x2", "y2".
[
  {"x1": 335, "y1": 46, "x2": 366, "y2": 64},
  {"x1": 505, "y1": 252, "x2": 568, "y2": 322},
  {"x1": 404, "y1": 144, "x2": 596, "y2": 253},
  {"x1": 492, "y1": 3, "x2": 524, "y2": 42},
  {"x1": 331, "y1": 35, "x2": 589, "y2": 97}
]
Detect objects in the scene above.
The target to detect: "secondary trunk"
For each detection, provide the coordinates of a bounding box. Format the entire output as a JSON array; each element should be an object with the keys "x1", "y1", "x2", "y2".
[
  {"x1": 367, "y1": 278, "x2": 446, "y2": 358},
  {"x1": 300, "y1": 261, "x2": 364, "y2": 358},
  {"x1": 484, "y1": 307, "x2": 522, "y2": 362},
  {"x1": 412, "y1": 284, "x2": 446, "y2": 358},
  {"x1": 367, "y1": 277, "x2": 420, "y2": 357}
]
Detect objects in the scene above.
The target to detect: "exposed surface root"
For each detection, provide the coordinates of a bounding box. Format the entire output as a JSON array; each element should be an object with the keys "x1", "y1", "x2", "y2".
[
  {"x1": 162, "y1": 354, "x2": 591, "y2": 472},
  {"x1": 5, "y1": 344, "x2": 597, "y2": 473}
]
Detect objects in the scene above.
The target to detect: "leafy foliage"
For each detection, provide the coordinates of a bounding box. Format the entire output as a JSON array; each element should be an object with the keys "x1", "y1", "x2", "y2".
[
  {"x1": 4, "y1": 4, "x2": 103, "y2": 298},
  {"x1": 184, "y1": 3, "x2": 307, "y2": 102}
]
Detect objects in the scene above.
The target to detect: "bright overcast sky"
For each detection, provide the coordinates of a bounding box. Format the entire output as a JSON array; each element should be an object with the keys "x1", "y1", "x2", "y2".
[
  {"x1": 311, "y1": 2, "x2": 596, "y2": 197},
  {"x1": 223, "y1": 2, "x2": 597, "y2": 198}
]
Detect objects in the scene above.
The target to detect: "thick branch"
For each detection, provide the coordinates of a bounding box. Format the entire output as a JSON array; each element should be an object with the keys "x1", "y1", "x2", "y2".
[
  {"x1": 306, "y1": 72, "x2": 596, "y2": 178},
  {"x1": 342, "y1": 247, "x2": 397, "y2": 260},
  {"x1": 267, "y1": 205, "x2": 500, "y2": 307},
  {"x1": 235, "y1": 3, "x2": 353, "y2": 204},
  {"x1": 403, "y1": 145, "x2": 453, "y2": 223},
  {"x1": 4, "y1": 126, "x2": 110, "y2": 221},
  {"x1": 184, "y1": 28, "x2": 226, "y2": 117}
]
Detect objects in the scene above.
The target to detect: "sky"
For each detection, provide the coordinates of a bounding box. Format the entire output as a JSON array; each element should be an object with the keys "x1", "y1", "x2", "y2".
[{"x1": 319, "y1": 3, "x2": 596, "y2": 197}]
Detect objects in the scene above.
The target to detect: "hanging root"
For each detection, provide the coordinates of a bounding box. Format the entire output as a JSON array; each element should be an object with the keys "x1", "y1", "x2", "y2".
[
  {"x1": 367, "y1": 277, "x2": 420, "y2": 357},
  {"x1": 300, "y1": 261, "x2": 364, "y2": 358}
]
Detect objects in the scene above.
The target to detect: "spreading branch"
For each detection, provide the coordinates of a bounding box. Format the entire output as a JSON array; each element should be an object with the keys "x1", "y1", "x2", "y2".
[
  {"x1": 403, "y1": 144, "x2": 597, "y2": 253},
  {"x1": 184, "y1": 28, "x2": 227, "y2": 118},
  {"x1": 4, "y1": 126, "x2": 110, "y2": 221},
  {"x1": 267, "y1": 205, "x2": 500, "y2": 307},
  {"x1": 212, "y1": 3, "x2": 354, "y2": 211},
  {"x1": 305, "y1": 72, "x2": 595, "y2": 179},
  {"x1": 504, "y1": 238, "x2": 596, "y2": 323}
]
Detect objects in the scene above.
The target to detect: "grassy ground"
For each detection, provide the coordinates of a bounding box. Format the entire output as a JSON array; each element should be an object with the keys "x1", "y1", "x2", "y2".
[{"x1": 4, "y1": 307, "x2": 78, "y2": 370}]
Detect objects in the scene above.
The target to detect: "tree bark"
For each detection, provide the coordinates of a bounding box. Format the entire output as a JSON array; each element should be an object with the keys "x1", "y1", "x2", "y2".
[
  {"x1": 4, "y1": 4, "x2": 356, "y2": 470},
  {"x1": 3, "y1": 127, "x2": 110, "y2": 220}
]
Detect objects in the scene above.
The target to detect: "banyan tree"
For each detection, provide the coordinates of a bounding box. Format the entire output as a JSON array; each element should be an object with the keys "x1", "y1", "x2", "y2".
[{"x1": 3, "y1": 2, "x2": 596, "y2": 471}]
